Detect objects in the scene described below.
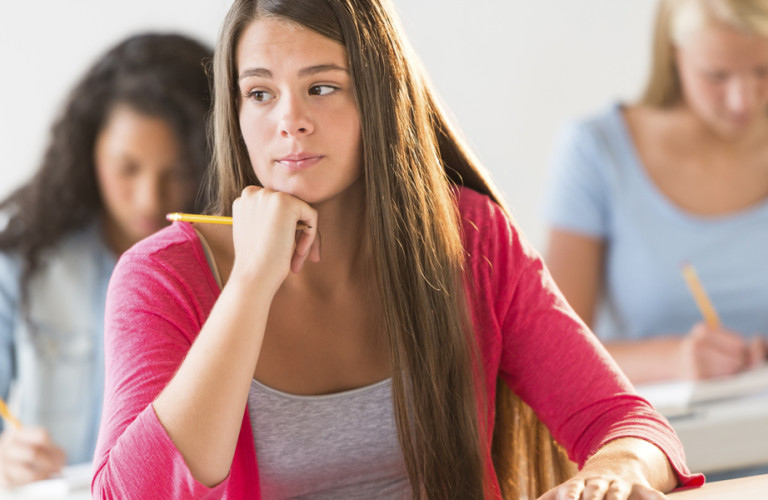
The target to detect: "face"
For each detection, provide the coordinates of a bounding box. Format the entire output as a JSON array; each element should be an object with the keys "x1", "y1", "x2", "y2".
[
  {"x1": 236, "y1": 17, "x2": 362, "y2": 205},
  {"x1": 675, "y1": 22, "x2": 768, "y2": 137},
  {"x1": 94, "y1": 104, "x2": 196, "y2": 252}
]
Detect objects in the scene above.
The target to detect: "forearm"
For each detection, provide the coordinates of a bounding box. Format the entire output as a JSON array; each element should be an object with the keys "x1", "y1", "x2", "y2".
[
  {"x1": 152, "y1": 278, "x2": 272, "y2": 487},
  {"x1": 604, "y1": 338, "x2": 686, "y2": 384}
]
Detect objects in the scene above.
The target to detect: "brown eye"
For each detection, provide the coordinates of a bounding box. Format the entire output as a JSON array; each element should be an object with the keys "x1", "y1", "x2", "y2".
[
  {"x1": 247, "y1": 89, "x2": 274, "y2": 102},
  {"x1": 309, "y1": 85, "x2": 338, "y2": 96}
]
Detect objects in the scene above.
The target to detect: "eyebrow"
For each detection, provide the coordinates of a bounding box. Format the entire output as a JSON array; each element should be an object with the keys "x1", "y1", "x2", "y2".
[{"x1": 238, "y1": 63, "x2": 348, "y2": 81}]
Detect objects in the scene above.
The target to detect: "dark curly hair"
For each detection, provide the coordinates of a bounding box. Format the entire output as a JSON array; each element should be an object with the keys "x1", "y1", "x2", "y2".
[{"x1": 0, "y1": 32, "x2": 213, "y2": 305}]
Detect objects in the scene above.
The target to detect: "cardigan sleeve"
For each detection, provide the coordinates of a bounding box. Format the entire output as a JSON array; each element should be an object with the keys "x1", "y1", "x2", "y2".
[
  {"x1": 91, "y1": 237, "x2": 229, "y2": 499},
  {"x1": 459, "y1": 188, "x2": 704, "y2": 489}
]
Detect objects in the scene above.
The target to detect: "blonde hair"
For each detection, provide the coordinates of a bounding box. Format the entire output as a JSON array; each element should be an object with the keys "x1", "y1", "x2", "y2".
[
  {"x1": 209, "y1": 0, "x2": 575, "y2": 497},
  {"x1": 641, "y1": 0, "x2": 768, "y2": 107}
]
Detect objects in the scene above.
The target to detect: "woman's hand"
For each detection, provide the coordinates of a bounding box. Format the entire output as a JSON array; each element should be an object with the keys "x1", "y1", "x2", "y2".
[
  {"x1": 229, "y1": 186, "x2": 320, "y2": 294},
  {"x1": 680, "y1": 322, "x2": 765, "y2": 379},
  {"x1": 0, "y1": 427, "x2": 66, "y2": 487},
  {"x1": 538, "y1": 438, "x2": 677, "y2": 500},
  {"x1": 538, "y1": 475, "x2": 667, "y2": 500}
]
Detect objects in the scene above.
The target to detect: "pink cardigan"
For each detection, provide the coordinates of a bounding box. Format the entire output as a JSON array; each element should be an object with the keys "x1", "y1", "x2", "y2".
[{"x1": 92, "y1": 187, "x2": 703, "y2": 498}]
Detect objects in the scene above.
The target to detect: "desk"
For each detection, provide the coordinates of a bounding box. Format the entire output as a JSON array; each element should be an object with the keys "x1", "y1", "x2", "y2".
[
  {"x1": 0, "y1": 463, "x2": 91, "y2": 499},
  {"x1": 668, "y1": 393, "x2": 768, "y2": 474},
  {"x1": 669, "y1": 473, "x2": 768, "y2": 499},
  {"x1": 637, "y1": 366, "x2": 768, "y2": 475},
  {"x1": 0, "y1": 487, "x2": 89, "y2": 500}
]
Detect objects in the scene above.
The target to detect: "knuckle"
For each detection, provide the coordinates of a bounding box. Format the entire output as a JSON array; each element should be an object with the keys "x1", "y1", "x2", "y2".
[{"x1": 242, "y1": 185, "x2": 260, "y2": 196}]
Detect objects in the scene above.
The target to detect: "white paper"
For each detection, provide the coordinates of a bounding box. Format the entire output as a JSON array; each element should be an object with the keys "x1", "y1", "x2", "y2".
[
  {"x1": 9, "y1": 462, "x2": 92, "y2": 498},
  {"x1": 636, "y1": 363, "x2": 768, "y2": 417}
]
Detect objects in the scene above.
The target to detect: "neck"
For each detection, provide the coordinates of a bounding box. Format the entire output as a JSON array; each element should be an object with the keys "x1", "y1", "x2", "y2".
[
  {"x1": 287, "y1": 182, "x2": 370, "y2": 294},
  {"x1": 100, "y1": 216, "x2": 134, "y2": 256}
]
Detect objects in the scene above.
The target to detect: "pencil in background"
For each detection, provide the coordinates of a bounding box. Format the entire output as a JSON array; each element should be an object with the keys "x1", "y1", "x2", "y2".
[
  {"x1": 0, "y1": 396, "x2": 22, "y2": 430},
  {"x1": 681, "y1": 262, "x2": 721, "y2": 330}
]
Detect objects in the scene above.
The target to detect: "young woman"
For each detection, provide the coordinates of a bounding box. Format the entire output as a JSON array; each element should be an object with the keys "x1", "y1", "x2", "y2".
[
  {"x1": 93, "y1": 1, "x2": 703, "y2": 498},
  {"x1": 0, "y1": 33, "x2": 212, "y2": 486},
  {"x1": 543, "y1": 0, "x2": 768, "y2": 384}
]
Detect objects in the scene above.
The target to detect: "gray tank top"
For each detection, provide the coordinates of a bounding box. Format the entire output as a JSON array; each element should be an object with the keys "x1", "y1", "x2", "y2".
[{"x1": 247, "y1": 378, "x2": 411, "y2": 499}]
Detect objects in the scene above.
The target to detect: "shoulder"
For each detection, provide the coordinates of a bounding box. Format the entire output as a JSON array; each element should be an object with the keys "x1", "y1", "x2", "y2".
[
  {"x1": 0, "y1": 250, "x2": 22, "y2": 297},
  {"x1": 454, "y1": 186, "x2": 497, "y2": 218},
  {"x1": 543, "y1": 103, "x2": 631, "y2": 231},
  {"x1": 115, "y1": 222, "x2": 209, "y2": 287},
  {"x1": 454, "y1": 186, "x2": 509, "y2": 236},
  {"x1": 123, "y1": 222, "x2": 200, "y2": 262},
  {"x1": 0, "y1": 249, "x2": 21, "y2": 275},
  {"x1": 0, "y1": 221, "x2": 109, "y2": 285},
  {"x1": 46, "y1": 221, "x2": 110, "y2": 261},
  {"x1": 454, "y1": 187, "x2": 534, "y2": 269},
  {"x1": 554, "y1": 102, "x2": 627, "y2": 150},
  {"x1": 107, "y1": 222, "x2": 218, "y2": 325}
]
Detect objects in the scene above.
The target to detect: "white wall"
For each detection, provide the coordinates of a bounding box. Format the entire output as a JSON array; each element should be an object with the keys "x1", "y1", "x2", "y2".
[{"x1": 0, "y1": 0, "x2": 657, "y2": 250}]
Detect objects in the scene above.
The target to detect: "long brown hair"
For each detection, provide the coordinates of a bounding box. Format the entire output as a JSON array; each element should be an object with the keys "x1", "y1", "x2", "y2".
[
  {"x1": 211, "y1": 1, "x2": 573, "y2": 497},
  {"x1": 641, "y1": 0, "x2": 768, "y2": 107},
  {"x1": 0, "y1": 33, "x2": 213, "y2": 316}
]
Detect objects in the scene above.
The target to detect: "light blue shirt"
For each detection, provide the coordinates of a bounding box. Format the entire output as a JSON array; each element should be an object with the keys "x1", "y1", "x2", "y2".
[
  {"x1": 542, "y1": 103, "x2": 768, "y2": 342},
  {"x1": 0, "y1": 222, "x2": 116, "y2": 464}
]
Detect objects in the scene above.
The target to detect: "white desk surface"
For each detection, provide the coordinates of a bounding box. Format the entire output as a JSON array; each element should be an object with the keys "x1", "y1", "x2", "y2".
[
  {"x1": 0, "y1": 463, "x2": 91, "y2": 499},
  {"x1": 669, "y1": 473, "x2": 768, "y2": 499},
  {"x1": 637, "y1": 365, "x2": 768, "y2": 475},
  {"x1": 0, "y1": 486, "x2": 90, "y2": 500}
]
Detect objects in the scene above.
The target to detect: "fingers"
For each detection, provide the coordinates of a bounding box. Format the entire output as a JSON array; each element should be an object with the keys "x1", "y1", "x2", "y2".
[
  {"x1": 605, "y1": 481, "x2": 631, "y2": 500},
  {"x1": 0, "y1": 428, "x2": 65, "y2": 487},
  {"x1": 687, "y1": 322, "x2": 750, "y2": 379},
  {"x1": 690, "y1": 322, "x2": 746, "y2": 356},
  {"x1": 538, "y1": 478, "x2": 667, "y2": 500},
  {"x1": 230, "y1": 186, "x2": 319, "y2": 287},
  {"x1": 291, "y1": 226, "x2": 320, "y2": 274},
  {"x1": 581, "y1": 479, "x2": 610, "y2": 499},
  {"x1": 747, "y1": 336, "x2": 768, "y2": 367}
]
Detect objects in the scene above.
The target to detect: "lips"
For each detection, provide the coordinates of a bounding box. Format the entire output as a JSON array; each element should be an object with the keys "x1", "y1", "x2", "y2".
[{"x1": 275, "y1": 153, "x2": 324, "y2": 171}]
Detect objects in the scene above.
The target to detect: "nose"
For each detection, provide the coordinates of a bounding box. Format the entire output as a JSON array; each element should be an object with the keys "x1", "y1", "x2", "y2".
[
  {"x1": 278, "y1": 94, "x2": 314, "y2": 137},
  {"x1": 135, "y1": 173, "x2": 162, "y2": 215},
  {"x1": 724, "y1": 76, "x2": 757, "y2": 115}
]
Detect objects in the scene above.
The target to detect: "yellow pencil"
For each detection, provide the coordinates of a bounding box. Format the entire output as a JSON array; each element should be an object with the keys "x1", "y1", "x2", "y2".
[
  {"x1": 681, "y1": 262, "x2": 721, "y2": 329},
  {"x1": 0, "y1": 396, "x2": 22, "y2": 430},
  {"x1": 166, "y1": 213, "x2": 311, "y2": 230}
]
